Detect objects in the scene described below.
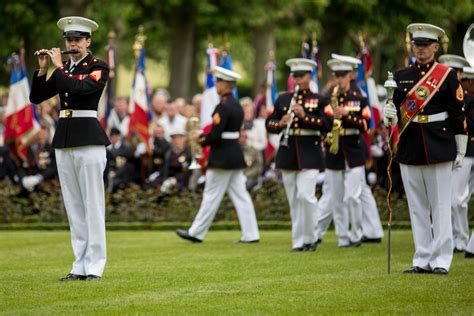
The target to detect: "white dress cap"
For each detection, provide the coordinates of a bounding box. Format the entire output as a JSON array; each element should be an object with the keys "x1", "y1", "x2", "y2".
[
  {"x1": 57, "y1": 16, "x2": 99, "y2": 36},
  {"x1": 439, "y1": 54, "x2": 470, "y2": 69},
  {"x1": 285, "y1": 58, "x2": 317, "y2": 73},
  {"x1": 407, "y1": 23, "x2": 445, "y2": 42},
  {"x1": 212, "y1": 66, "x2": 241, "y2": 82},
  {"x1": 463, "y1": 66, "x2": 474, "y2": 79}
]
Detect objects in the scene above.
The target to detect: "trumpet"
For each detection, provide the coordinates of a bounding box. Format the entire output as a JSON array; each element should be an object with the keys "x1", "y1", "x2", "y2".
[
  {"x1": 187, "y1": 117, "x2": 202, "y2": 170},
  {"x1": 34, "y1": 50, "x2": 79, "y2": 56},
  {"x1": 280, "y1": 84, "x2": 300, "y2": 147}
]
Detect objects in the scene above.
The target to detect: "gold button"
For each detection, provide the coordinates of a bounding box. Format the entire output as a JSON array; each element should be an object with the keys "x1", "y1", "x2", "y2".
[
  {"x1": 420, "y1": 109, "x2": 424, "y2": 113},
  {"x1": 64, "y1": 102, "x2": 68, "y2": 106},
  {"x1": 317, "y1": 119, "x2": 321, "y2": 123},
  {"x1": 65, "y1": 92, "x2": 68, "y2": 97},
  {"x1": 93, "y1": 59, "x2": 97, "y2": 62},
  {"x1": 83, "y1": 62, "x2": 87, "y2": 66},
  {"x1": 442, "y1": 127, "x2": 446, "y2": 131},
  {"x1": 311, "y1": 118, "x2": 315, "y2": 122},
  {"x1": 421, "y1": 71, "x2": 425, "y2": 75},
  {"x1": 65, "y1": 70, "x2": 69, "y2": 74},
  {"x1": 294, "y1": 117, "x2": 299, "y2": 122},
  {"x1": 69, "y1": 74, "x2": 73, "y2": 77},
  {"x1": 404, "y1": 88, "x2": 407, "y2": 92},
  {"x1": 294, "y1": 123, "x2": 299, "y2": 128}
]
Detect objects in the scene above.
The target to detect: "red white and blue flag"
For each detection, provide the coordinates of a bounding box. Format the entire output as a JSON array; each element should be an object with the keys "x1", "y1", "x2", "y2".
[
  {"x1": 129, "y1": 47, "x2": 151, "y2": 149},
  {"x1": 4, "y1": 52, "x2": 40, "y2": 161},
  {"x1": 200, "y1": 45, "x2": 220, "y2": 128},
  {"x1": 264, "y1": 57, "x2": 279, "y2": 162}
]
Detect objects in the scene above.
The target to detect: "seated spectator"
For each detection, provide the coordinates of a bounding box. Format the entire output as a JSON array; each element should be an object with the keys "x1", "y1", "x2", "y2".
[
  {"x1": 191, "y1": 93, "x2": 202, "y2": 115},
  {"x1": 106, "y1": 127, "x2": 136, "y2": 192},
  {"x1": 160, "y1": 126, "x2": 192, "y2": 193},
  {"x1": 107, "y1": 96, "x2": 130, "y2": 137},
  {"x1": 0, "y1": 146, "x2": 19, "y2": 184},
  {"x1": 144, "y1": 123, "x2": 170, "y2": 188},
  {"x1": 150, "y1": 89, "x2": 169, "y2": 124},
  {"x1": 21, "y1": 128, "x2": 57, "y2": 192},
  {"x1": 158, "y1": 99, "x2": 188, "y2": 141},
  {"x1": 241, "y1": 97, "x2": 267, "y2": 152}
]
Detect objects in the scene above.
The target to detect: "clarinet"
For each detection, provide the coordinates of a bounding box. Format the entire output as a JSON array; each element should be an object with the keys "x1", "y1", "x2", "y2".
[{"x1": 280, "y1": 84, "x2": 300, "y2": 147}]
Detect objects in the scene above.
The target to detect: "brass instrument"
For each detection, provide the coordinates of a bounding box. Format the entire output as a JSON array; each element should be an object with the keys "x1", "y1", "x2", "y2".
[
  {"x1": 187, "y1": 117, "x2": 202, "y2": 170},
  {"x1": 280, "y1": 84, "x2": 300, "y2": 147},
  {"x1": 328, "y1": 85, "x2": 341, "y2": 155}
]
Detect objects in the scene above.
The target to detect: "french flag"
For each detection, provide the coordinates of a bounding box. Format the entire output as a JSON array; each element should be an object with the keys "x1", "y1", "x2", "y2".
[
  {"x1": 128, "y1": 47, "x2": 151, "y2": 149},
  {"x1": 4, "y1": 53, "x2": 40, "y2": 161}
]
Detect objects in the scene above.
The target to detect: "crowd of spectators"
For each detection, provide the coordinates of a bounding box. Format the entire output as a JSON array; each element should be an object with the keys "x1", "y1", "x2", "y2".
[{"x1": 0, "y1": 85, "x2": 404, "y2": 198}]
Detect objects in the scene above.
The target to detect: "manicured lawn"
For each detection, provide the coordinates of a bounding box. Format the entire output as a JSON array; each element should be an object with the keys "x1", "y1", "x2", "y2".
[{"x1": 1, "y1": 230, "x2": 473, "y2": 315}]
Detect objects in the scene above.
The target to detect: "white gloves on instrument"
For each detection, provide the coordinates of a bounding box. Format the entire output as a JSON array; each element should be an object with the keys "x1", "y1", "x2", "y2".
[
  {"x1": 453, "y1": 134, "x2": 468, "y2": 169},
  {"x1": 383, "y1": 102, "x2": 398, "y2": 127}
]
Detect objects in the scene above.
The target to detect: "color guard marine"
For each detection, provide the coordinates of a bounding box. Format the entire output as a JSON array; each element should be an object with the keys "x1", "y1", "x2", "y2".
[{"x1": 383, "y1": 23, "x2": 467, "y2": 274}]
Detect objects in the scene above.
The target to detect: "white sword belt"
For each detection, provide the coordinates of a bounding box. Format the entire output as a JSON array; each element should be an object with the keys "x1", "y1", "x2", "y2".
[
  {"x1": 412, "y1": 111, "x2": 448, "y2": 124},
  {"x1": 59, "y1": 110, "x2": 98, "y2": 119},
  {"x1": 341, "y1": 128, "x2": 360, "y2": 136},
  {"x1": 288, "y1": 129, "x2": 321, "y2": 136},
  {"x1": 221, "y1": 131, "x2": 240, "y2": 139}
]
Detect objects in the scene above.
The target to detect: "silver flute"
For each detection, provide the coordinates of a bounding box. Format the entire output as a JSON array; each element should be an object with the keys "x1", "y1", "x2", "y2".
[{"x1": 280, "y1": 84, "x2": 300, "y2": 147}]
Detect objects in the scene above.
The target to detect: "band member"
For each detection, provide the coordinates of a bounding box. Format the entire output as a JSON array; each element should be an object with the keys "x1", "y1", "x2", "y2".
[
  {"x1": 176, "y1": 66, "x2": 260, "y2": 243},
  {"x1": 459, "y1": 66, "x2": 474, "y2": 258},
  {"x1": 30, "y1": 16, "x2": 110, "y2": 281},
  {"x1": 323, "y1": 55, "x2": 371, "y2": 247},
  {"x1": 439, "y1": 54, "x2": 471, "y2": 253},
  {"x1": 266, "y1": 58, "x2": 333, "y2": 252},
  {"x1": 383, "y1": 23, "x2": 467, "y2": 274}
]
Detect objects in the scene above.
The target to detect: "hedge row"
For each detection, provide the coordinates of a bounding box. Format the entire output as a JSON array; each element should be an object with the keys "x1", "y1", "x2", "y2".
[{"x1": 1, "y1": 179, "x2": 472, "y2": 225}]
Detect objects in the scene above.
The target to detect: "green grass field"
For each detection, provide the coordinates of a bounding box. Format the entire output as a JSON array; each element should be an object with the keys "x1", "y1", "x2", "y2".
[{"x1": 1, "y1": 230, "x2": 473, "y2": 315}]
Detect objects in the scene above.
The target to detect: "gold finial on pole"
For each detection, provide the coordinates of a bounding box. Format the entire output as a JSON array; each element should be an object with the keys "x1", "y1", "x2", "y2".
[{"x1": 133, "y1": 25, "x2": 146, "y2": 60}]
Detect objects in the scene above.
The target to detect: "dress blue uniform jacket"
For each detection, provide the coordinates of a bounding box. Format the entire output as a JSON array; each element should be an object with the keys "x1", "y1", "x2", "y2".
[
  {"x1": 325, "y1": 89, "x2": 371, "y2": 170},
  {"x1": 266, "y1": 89, "x2": 333, "y2": 170},
  {"x1": 393, "y1": 62, "x2": 466, "y2": 165},
  {"x1": 199, "y1": 93, "x2": 246, "y2": 169},
  {"x1": 465, "y1": 93, "x2": 474, "y2": 157},
  {"x1": 30, "y1": 53, "x2": 110, "y2": 149}
]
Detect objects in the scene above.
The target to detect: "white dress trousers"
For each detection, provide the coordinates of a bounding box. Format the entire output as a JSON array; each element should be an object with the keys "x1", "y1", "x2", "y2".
[
  {"x1": 189, "y1": 169, "x2": 260, "y2": 241},
  {"x1": 451, "y1": 156, "x2": 474, "y2": 251},
  {"x1": 400, "y1": 162, "x2": 453, "y2": 270},
  {"x1": 55, "y1": 146, "x2": 107, "y2": 277},
  {"x1": 316, "y1": 173, "x2": 384, "y2": 241},
  {"x1": 282, "y1": 169, "x2": 319, "y2": 248},
  {"x1": 325, "y1": 166, "x2": 365, "y2": 246}
]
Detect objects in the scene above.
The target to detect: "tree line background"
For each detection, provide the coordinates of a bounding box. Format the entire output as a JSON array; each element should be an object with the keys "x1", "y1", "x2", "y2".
[{"x1": 1, "y1": 0, "x2": 473, "y2": 100}]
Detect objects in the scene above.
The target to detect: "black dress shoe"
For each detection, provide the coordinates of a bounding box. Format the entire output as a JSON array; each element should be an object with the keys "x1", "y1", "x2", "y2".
[
  {"x1": 85, "y1": 274, "x2": 101, "y2": 281},
  {"x1": 59, "y1": 273, "x2": 86, "y2": 281},
  {"x1": 316, "y1": 239, "x2": 322, "y2": 244},
  {"x1": 432, "y1": 267, "x2": 448, "y2": 275},
  {"x1": 465, "y1": 251, "x2": 474, "y2": 258},
  {"x1": 361, "y1": 236, "x2": 382, "y2": 243},
  {"x1": 349, "y1": 239, "x2": 362, "y2": 247},
  {"x1": 303, "y1": 243, "x2": 317, "y2": 252},
  {"x1": 453, "y1": 248, "x2": 465, "y2": 253},
  {"x1": 176, "y1": 229, "x2": 203, "y2": 243},
  {"x1": 237, "y1": 239, "x2": 260, "y2": 243},
  {"x1": 403, "y1": 266, "x2": 432, "y2": 274},
  {"x1": 291, "y1": 247, "x2": 304, "y2": 252}
]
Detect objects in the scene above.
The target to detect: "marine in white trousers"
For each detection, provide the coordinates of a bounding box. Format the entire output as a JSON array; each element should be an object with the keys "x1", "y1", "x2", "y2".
[
  {"x1": 316, "y1": 172, "x2": 384, "y2": 241},
  {"x1": 281, "y1": 169, "x2": 319, "y2": 248},
  {"x1": 325, "y1": 166, "x2": 365, "y2": 246},
  {"x1": 451, "y1": 156, "x2": 474, "y2": 251},
  {"x1": 188, "y1": 169, "x2": 260, "y2": 241},
  {"x1": 400, "y1": 162, "x2": 453, "y2": 270},
  {"x1": 55, "y1": 146, "x2": 107, "y2": 277}
]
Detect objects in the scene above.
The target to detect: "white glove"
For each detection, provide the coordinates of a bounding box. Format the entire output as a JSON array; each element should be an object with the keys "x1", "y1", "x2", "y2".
[
  {"x1": 453, "y1": 134, "x2": 468, "y2": 169},
  {"x1": 383, "y1": 102, "x2": 398, "y2": 126},
  {"x1": 134, "y1": 142, "x2": 147, "y2": 158},
  {"x1": 21, "y1": 174, "x2": 43, "y2": 192}
]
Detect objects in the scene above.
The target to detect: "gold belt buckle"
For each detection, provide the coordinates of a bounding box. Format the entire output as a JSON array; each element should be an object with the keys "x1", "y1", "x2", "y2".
[
  {"x1": 64, "y1": 110, "x2": 73, "y2": 118},
  {"x1": 417, "y1": 115, "x2": 428, "y2": 123},
  {"x1": 294, "y1": 129, "x2": 301, "y2": 136}
]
